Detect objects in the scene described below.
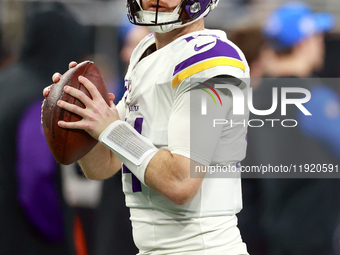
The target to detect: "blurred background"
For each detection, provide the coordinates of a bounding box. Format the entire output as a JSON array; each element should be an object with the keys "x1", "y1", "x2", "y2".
[
  {"x1": 1, "y1": 0, "x2": 340, "y2": 90},
  {"x1": 1, "y1": 0, "x2": 340, "y2": 255},
  {"x1": 1, "y1": 0, "x2": 339, "y2": 76}
]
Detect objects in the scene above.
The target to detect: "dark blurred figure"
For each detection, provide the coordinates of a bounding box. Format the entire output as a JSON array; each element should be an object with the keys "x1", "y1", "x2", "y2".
[
  {"x1": 0, "y1": 2, "x2": 90, "y2": 254},
  {"x1": 244, "y1": 2, "x2": 340, "y2": 255},
  {"x1": 0, "y1": 25, "x2": 15, "y2": 69},
  {"x1": 318, "y1": 34, "x2": 340, "y2": 79}
]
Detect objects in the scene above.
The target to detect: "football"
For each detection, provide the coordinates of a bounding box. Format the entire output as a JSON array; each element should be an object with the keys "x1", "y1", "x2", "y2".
[{"x1": 42, "y1": 60, "x2": 110, "y2": 165}]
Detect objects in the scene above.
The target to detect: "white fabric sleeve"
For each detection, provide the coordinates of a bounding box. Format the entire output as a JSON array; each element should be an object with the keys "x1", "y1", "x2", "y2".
[
  {"x1": 99, "y1": 120, "x2": 159, "y2": 184},
  {"x1": 115, "y1": 97, "x2": 127, "y2": 121},
  {"x1": 168, "y1": 87, "x2": 232, "y2": 166}
]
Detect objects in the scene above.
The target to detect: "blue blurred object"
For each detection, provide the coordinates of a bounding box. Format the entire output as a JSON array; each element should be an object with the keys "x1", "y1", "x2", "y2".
[
  {"x1": 298, "y1": 85, "x2": 340, "y2": 161},
  {"x1": 263, "y1": 1, "x2": 335, "y2": 50}
]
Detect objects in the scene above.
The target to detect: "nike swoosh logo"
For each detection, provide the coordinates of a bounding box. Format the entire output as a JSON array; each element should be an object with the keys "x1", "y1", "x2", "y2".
[{"x1": 194, "y1": 41, "x2": 214, "y2": 51}]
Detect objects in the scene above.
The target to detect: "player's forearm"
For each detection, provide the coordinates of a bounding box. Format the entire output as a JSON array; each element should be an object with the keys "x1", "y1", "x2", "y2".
[
  {"x1": 78, "y1": 142, "x2": 121, "y2": 180},
  {"x1": 97, "y1": 121, "x2": 203, "y2": 204},
  {"x1": 144, "y1": 150, "x2": 203, "y2": 205}
]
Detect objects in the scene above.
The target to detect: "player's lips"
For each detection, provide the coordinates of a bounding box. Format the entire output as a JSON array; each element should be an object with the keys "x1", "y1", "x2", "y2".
[
  {"x1": 146, "y1": 1, "x2": 173, "y2": 12},
  {"x1": 149, "y1": 5, "x2": 166, "y2": 11}
]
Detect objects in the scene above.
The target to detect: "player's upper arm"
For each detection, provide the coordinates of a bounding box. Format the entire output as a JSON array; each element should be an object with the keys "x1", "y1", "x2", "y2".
[
  {"x1": 171, "y1": 34, "x2": 249, "y2": 97},
  {"x1": 168, "y1": 75, "x2": 241, "y2": 166},
  {"x1": 168, "y1": 34, "x2": 249, "y2": 165}
]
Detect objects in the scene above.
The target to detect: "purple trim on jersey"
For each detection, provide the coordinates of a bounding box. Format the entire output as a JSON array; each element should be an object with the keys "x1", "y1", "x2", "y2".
[
  {"x1": 16, "y1": 99, "x2": 63, "y2": 243},
  {"x1": 184, "y1": 36, "x2": 195, "y2": 42},
  {"x1": 123, "y1": 118, "x2": 131, "y2": 175},
  {"x1": 173, "y1": 39, "x2": 242, "y2": 76},
  {"x1": 122, "y1": 164, "x2": 131, "y2": 173},
  {"x1": 134, "y1": 117, "x2": 143, "y2": 134},
  {"x1": 131, "y1": 175, "x2": 142, "y2": 192},
  {"x1": 122, "y1": 118, "x2": 143, "y2": 192},
  {"x1": 122, "y1": 119, "x2": 132, "y2": 174},
  {"x1": 122, "y1": 156, "x2": 143, "y2": 192},
  {"x1": 131, "y1": 117, "x2": 143, "y2": 192},
  {"x1": 124, "y1": 79, "x2": 128, "y2": 91}
]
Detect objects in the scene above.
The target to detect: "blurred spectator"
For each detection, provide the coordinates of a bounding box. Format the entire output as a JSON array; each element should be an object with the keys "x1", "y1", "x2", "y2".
[
  {"x1": 298, "y1": 80, "x2": 340, "y2": 161},
  {"x1": 243, "y1": 2, "x2": 340, "y2": 254},
  {"x1": 262, "y1": 1, "x2": 333, "y2": 78},
  {"x1": 262, "y1": 1, "x2": 340, "y2": 161},
  {"x1": 228, "y1": 26, "x2": 267, "y2": 89},
  {"x1": 228, "y1": 26, "x2": 268, "y2": 255},
  {"x1": 0, "y1": 2, "x2": 90, "y2": 254}
]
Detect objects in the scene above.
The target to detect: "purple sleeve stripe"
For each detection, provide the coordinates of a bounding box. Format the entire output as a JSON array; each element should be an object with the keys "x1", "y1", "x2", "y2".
[
  {"x1": 173, "y1": 39, "x2": 242, "y2": 76},
  {"x1": 134, "y1": 117, "x2": 143, "y2": 134},
  {"x1": 172, "y1": 57, "x2": 245, "y2": 89},
  {"x1": 122, "y1": 164, "x2": 131, "y2": 173},
  {"x1": 131, "y1": 174, "x2": 142, "y2": 193}
]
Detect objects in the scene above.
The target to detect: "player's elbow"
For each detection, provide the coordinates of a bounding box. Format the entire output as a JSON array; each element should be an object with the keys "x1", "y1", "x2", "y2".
[
  {"x1": 168, "y1": 184, "x2": 200, "y2": 205},
  {"x1": 171, "y1": 196, "x2": 192, "y2": 205},
  {"x1": 165, "y1": 175, "x2": 204, "y2": 205}
]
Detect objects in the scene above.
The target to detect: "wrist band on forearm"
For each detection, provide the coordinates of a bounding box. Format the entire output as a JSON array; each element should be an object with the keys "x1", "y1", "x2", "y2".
[{"x1": 98, "y1": 120, "x2": 158, "y2": 184}]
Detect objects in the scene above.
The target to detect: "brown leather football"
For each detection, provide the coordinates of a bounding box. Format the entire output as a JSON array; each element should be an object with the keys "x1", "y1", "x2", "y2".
[{"x1": 42, "y1": 60, "x2": 110, "y2": 165}]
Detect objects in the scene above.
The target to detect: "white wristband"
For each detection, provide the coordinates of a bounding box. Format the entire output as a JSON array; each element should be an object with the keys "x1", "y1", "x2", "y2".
[{"x1": 98, "y1": 120, "x2": 158, "y2": 185}]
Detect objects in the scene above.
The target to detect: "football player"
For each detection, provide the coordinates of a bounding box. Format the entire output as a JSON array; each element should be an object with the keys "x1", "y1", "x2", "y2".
[{"x1": 44, "y1": 0, "x2": 250, "y2": 254}]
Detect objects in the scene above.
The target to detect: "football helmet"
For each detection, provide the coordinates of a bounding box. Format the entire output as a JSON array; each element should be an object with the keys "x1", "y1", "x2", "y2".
[{"x1": 126, "y1": 0, "x2": 219, "y2": 33}]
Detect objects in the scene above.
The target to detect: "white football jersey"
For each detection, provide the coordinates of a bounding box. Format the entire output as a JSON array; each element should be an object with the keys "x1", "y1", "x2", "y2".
[{"x1": 116, "y1": 29, "x2": 250, "y2": 254}]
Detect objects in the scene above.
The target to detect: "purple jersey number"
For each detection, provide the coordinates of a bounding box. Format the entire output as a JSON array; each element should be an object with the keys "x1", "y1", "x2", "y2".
[{"x1": 122, "y1": 117, "x2": 143, "y2": 193}]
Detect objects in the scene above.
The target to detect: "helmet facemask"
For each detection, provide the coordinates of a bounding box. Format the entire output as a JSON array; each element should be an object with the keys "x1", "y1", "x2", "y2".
[{"x1": 127, "y1": 0, "x2": 219, "y2": 33}]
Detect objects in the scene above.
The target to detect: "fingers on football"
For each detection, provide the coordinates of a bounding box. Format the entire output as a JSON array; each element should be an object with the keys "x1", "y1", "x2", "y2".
[
  {"x1": 78, "y1": 76, "x2": 103, "y2": 101},
  {"x1": 108, "y1": 93, "x2": 116, "y2": 108},
  {"x1": 43, "y1": 85, "x2": 52, "y2": 97},
  {"x1": 63, "y1": 85, "x2": 92, "y2": 107},
  {"x1": 108, "y1": 93, "x2": 115, "y2": 101},
  {"x1": 57, "y1": 119, "x2": 83, "y2": 130},
  {"x1": 57, "y1": 99, "x2": 86, "y2": 118},
  {"x1": 69, "y1": 61, "x2": 78, "y2": 69},
  {"x1": 52, "y1": 73, "x2": 61, "y2": 83}
]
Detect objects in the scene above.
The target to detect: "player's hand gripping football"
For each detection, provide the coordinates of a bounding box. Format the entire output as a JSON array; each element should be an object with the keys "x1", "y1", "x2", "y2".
[{"x1": 43, "y1": 61, "x2": 119, "y2": 140}]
